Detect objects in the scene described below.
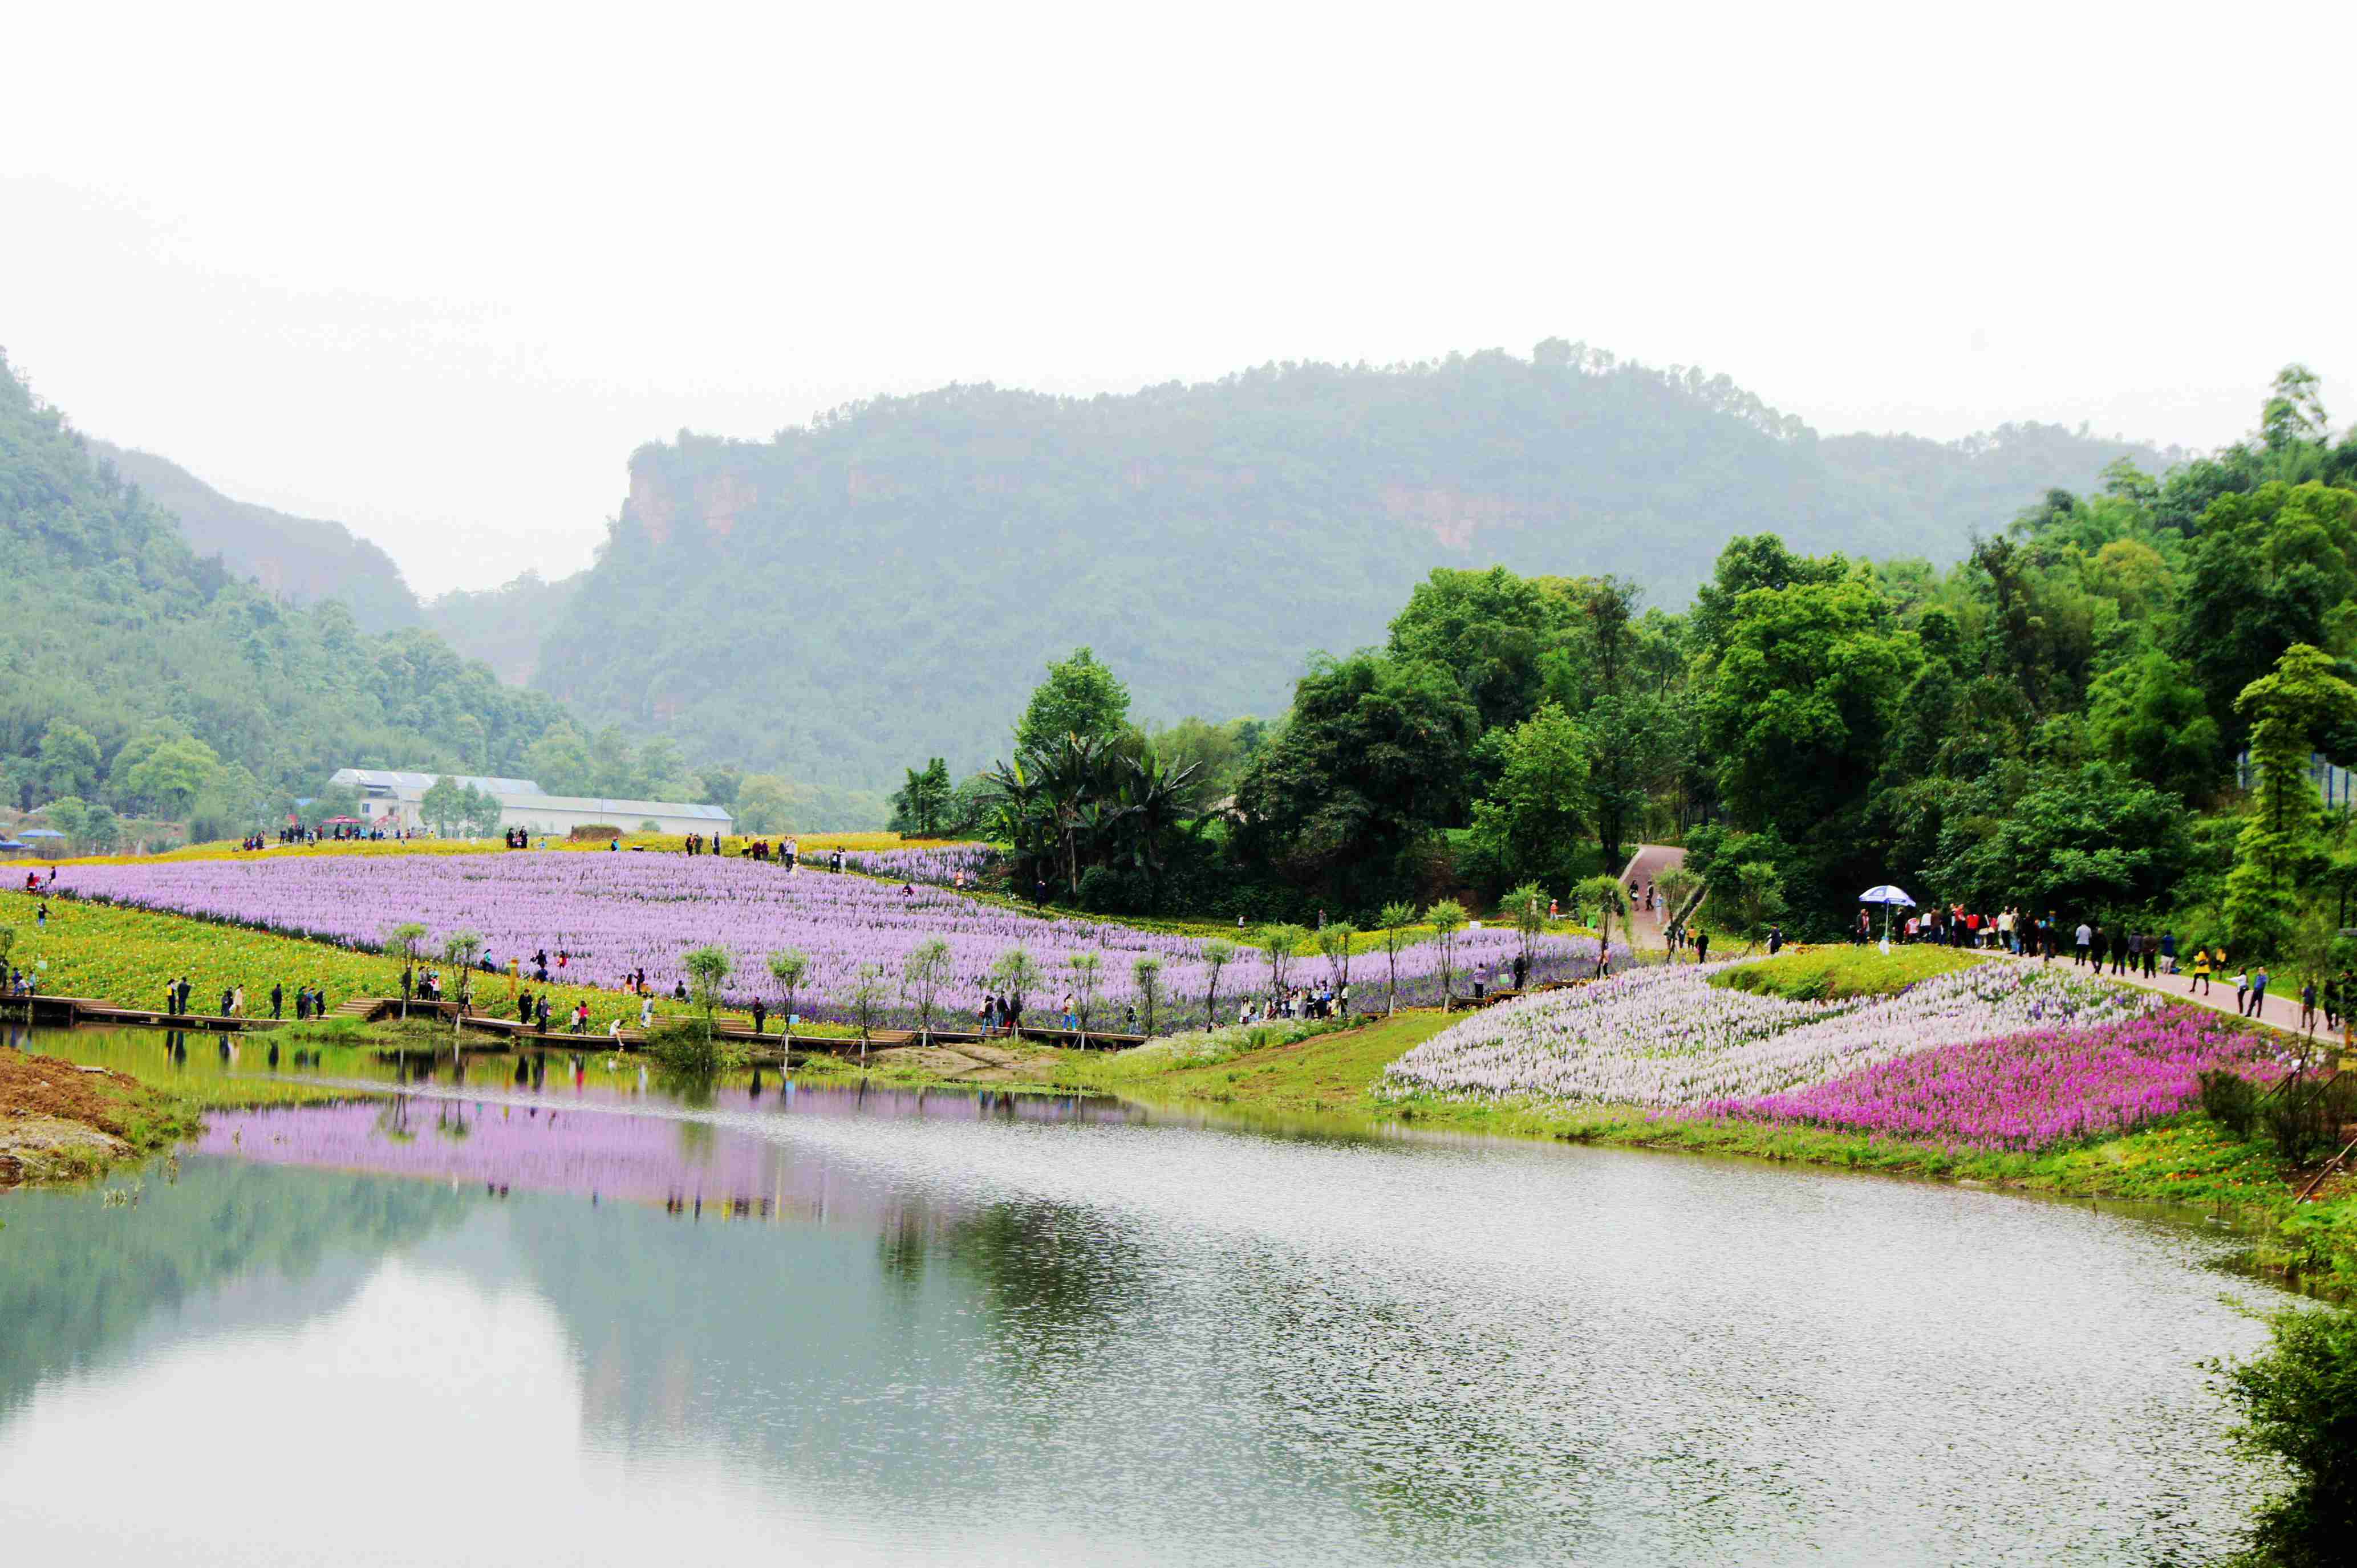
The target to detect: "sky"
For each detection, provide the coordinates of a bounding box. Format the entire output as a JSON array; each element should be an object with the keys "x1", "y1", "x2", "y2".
[{"x1": 5, "y1": 2, "x2": 2350, "y2": 598}]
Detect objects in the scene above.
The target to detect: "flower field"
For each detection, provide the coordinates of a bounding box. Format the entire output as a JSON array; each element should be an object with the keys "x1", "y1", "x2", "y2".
[
  {"x1": 1701, "y1": 1009, "x2": 2271, "y2": 1151},
  {"x1": 48, "y1": 853, "x2": 1616, "y2": 1027},
  {"x1": 1382, "y1": 960, "x2": 2162, "y2": 1110}
]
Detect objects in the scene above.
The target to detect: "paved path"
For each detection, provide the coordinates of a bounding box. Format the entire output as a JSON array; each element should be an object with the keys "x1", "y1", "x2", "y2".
[
  {"x1": 1988, "y1": 945, "x2": 2329, "y2": 1043},
  {"x1": 1617, "y1": 844, "x2": 1686, "y2": 952}
]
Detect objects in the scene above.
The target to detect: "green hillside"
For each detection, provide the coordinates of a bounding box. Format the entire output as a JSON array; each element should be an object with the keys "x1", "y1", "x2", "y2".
[
  {"x1": 0, "y1": 354, "x2": 576, "y2": 839},
  {"x1": 89, "y1": 439, "x2": 423, "y2": 633},
  {"x1": 534, "y1": 343, "x2": 2161, "y2": 794}
]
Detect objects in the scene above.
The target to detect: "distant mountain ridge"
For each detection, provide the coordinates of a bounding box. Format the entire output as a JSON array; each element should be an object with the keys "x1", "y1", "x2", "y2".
[
  {"x1": 530, "y1": 343, "x2": 2168, "y2": 795},
  {"x1": 90, "y1": 440, "x2": 425, "y2": 633}
]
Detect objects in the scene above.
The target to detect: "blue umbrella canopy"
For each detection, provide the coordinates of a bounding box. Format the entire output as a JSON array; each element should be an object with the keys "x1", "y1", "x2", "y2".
[
  {"x1": 16, "y1": 827, "x2": 64, "y2": 839},
  {"x1": 1858, "y1": 884, "x2": 1917, "y2": 906}
]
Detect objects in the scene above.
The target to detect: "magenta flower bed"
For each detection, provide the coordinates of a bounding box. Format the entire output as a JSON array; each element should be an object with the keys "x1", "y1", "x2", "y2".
[{"x1": 1701, "y1": 1007, "x2": 2267, "y2": 1152}]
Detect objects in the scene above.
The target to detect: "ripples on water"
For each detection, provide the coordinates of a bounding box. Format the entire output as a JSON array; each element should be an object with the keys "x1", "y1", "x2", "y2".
[{"x1": 0, "y1": 1030, "x2": 2283, "y2": 1566}]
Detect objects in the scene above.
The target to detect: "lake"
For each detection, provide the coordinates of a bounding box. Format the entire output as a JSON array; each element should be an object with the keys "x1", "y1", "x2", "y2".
[{"x1": 0, "y1": 1027, "x2": 2281, "y2": 1565}]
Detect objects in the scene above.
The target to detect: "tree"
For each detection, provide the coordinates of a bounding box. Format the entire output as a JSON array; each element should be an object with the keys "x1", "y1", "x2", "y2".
[
  {"x1": 466, "y1": 785, "x2": 505, "y2": 838},
  {"x1": 1199, "y1": 939, "x2": 1235, "y2": 1029},
  {"x1": 1376, "y1": 901, "x2": 1417, "y2": 1014},
  {"x1": 1385, "y1": 566, "x2": 1582, "y2": 732},
  {"x1": 1467, "y1": 703, "x2": 1590, "y2": 889},
  {"x1": 1317, "y1": 922, "x2": 1357, "y2": 1006},
  {"x1": 1925, "y1": 762, "x2": 2192, "y2": 919},
  {"x1": 36, "y1": 723, "x2": 100, "y2": 801},
  {"x1": 2087, "y1": 648, "x2": 2224, "y2": 802},
  {"x1": 2176, "y1": 482, "x2": 2357, "y2": 753},
  {"x1": 1015, "y1": 647, "x2": 1131, "y2": 755},
  {"x1": 121, "y1": 736, "x2": 221, "y2": 819},
  {"x1": 1581, "y1": 690, "x2": 1660, "y2": 871},
  {"x1": 736, "y1": 774, "x2": 797, "y2": 834},
  {"x1": 900, "y1": 937, "x2": 951, "y2": 1046},
  {"x1": 1728, "y1": 861, "x2": 1787, "y2": 940},
  {"x1": 765, "y1": 948, "x2": 810, "y2": 1031},
  {"x1": 1503, "y1": 882, "x2": 1547, "y2": 980},
  {"x1": 73, "y1": 802, "x2": 119, "y2": 855},
  {"x1": 846, "y1": 962, "x2": 889, "y2": 1063},
  {"x1": 385, "y1": 922, "x2": 427, "y2": 1019},
  {"x1": 43, "y1": 795, "x2": 88, "y2": 847},
  {"x1": 1131, "y1": 954, "x2": 1164, "y2": 1037},
  {"x1": 988, "y1": 947, "x2": 1044, "y2": 1031},
  {"x1": 890, "y1": 757, "x2": 955, "y2": 837},
  {"x1": 1426, "y1": 899, "x2": 1468, "y2": 1005},
  {"x1": 2225, "y1": 644, "x2": 2357, "y2": 959},
  {"x1": 1653, "y1": 864, "x2": 1700, "y2": 949},
  {"x1": 1257, "y1": 924, "x2": 1308, "y2": 1009},
  {"x1": 681, "y1": 945, "x2": 735, "y2": 1049},
  {"x1": 1703, "y1": 574, "x2": 1921, "y2": 846},
  {"x1": 1232, "y1": 653, "x2": 1479, "y2": 905},
  {"x1": 698, "y1": 766, "x2": 744, "y2": 807},
  {"x1": 440, "y1": 929, "x2": 484, "y2": 969},
  {"x1": 420, "y1": 775, "x2": 466, "y2": 836},
  {"x1": 1575, "y1": 875, "x2": 1626, "y2": 971},
  {"x1": 2208, "y1": 1299, "x2": 2357, "y2": 1568},
  {"x1": 1066, "y1": 950, "x2": 1105, "y2": 1046}
]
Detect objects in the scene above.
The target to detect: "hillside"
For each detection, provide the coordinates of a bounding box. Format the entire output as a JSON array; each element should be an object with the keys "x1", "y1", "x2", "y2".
[
  {"x1": 534, "y1": 343, "x2": 2162, "y2": 793},
  {"x1": 89, "y1": 440, "x2": 423, "y2": 633},
  {"x1": 423, "y1": 570, "x2": 583, "y2": 685},
  {"x1": 0, "y1": 355, "x2": 575, "y2": 838}
]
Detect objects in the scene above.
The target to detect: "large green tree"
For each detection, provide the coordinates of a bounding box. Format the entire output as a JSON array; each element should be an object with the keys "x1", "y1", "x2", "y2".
[
  {"x1": 1234, "y1": 653, "x2": 1478, "y2": 905},
  {"x1": 1015, "y1": 647, "x2": 1131, "y2": 755},
  {"x1": 1467, "y1": 702, "x2": 1589, "y2": 889}
]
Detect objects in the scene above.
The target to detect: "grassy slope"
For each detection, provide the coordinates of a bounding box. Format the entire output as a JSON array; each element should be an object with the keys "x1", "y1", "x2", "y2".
[{"x1": 1710, "y1": 944, "x2": 1976, "y2": 1000}]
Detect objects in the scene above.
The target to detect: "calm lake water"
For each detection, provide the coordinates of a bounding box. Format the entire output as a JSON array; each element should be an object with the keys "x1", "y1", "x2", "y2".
[{"x1": 0, "y1": 1027, "x2": 2285, "y2": 1565}]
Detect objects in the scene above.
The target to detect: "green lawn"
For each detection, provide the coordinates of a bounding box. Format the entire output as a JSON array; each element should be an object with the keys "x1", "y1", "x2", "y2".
[{"x1": 1711, "y1": 943, "x2": 1979, "y2": 1000}]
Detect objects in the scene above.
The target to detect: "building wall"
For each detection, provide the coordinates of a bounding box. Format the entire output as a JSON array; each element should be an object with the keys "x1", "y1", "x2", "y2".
[{"x1": 497, "y1": 806, "x2": 725, "y2": 838}]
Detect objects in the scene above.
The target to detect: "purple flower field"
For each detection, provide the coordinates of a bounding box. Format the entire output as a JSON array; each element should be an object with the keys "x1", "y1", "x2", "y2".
[
  {"x1": 1699, "y1": 1006, "x2": 2269, "y2": 1151},
  {"x1": 60, "y1": 851, "x2": 1612, "y2": 1027}
]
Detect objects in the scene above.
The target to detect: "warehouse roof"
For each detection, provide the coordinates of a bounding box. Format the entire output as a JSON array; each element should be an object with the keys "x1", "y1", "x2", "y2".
[
  {"x1": 330, "y1": 768, "x2": 544, "y2": 797},
  {"x1": 502, "y1": 794, "x2": 732, "y2": 822}
]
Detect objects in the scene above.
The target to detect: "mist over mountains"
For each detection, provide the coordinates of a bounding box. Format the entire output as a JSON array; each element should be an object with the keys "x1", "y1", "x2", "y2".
[{"x1": 76, "y1": 343, "x2": 2164, "y2": 802}]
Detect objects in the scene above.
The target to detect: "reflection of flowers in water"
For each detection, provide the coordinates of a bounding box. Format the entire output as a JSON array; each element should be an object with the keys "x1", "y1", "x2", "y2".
[{"x1": 196, "y1": 1086, "x2": 1137, "y2": 1218}]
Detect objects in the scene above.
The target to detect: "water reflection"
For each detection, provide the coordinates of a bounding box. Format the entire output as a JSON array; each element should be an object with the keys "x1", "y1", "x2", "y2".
[{"x1": 0, "y1": 1029, "x2": 2297, "y2": 1565}]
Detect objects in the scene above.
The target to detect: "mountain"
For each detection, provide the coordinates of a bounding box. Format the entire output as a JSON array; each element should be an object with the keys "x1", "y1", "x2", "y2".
[
  {"x1": 88, "y1": 440, "x2": 424, "y2": 632},
  {"x1": 423, "y1": 570, "x2": 584, "y2": 685},
  {"x1": 533, "y1": 343, "x2": 2166, "y2": 794},
  {"x1": 0, "y1": 354, "x2": 575, "y2": 833}
]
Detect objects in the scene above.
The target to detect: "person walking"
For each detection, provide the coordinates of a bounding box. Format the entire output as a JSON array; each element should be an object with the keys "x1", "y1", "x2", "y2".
[
  {"x1": 2125, "y1": 931, "x2": 2141, "y2": 977},
  {"x1": 2190, "y1": 945, "x2": 2213, "y2": 996},
  {"x1": 2249, "y1": 964, "x2": 2270, "y2": 1020},
  {"x1": 2074, "y1": 920, "x2": 2092, "y2": 966},
  {"x1": 2141, "y1": 932, "x2": 2159, "y2": 980},
  {"x1": 2160, "y1": 931, "x2": 2177, "y2": 974},
  {"x1": 270, "y1": 982, "x2": 283, "y2": 1019},
  {"x1": 1694, "y1": 929, "x2": 1711, "y2": 964},
  {"x1": 2232, "y1": 968, "x2": 2250, "y2": 1016},
  {"x1": 2300, "y1": 977, "x2": 2318, "y2": 1035}
]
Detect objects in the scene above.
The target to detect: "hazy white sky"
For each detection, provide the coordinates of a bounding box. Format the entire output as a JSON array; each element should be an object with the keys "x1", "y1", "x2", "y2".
[{"x1": 5, "y1": 2, "x2": 2350, "y2": 596}]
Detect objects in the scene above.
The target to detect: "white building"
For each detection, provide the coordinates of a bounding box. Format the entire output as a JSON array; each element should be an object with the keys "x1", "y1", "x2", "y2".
[{"x1": 328, "y1": 768, "x2": 733, "y2": 838}]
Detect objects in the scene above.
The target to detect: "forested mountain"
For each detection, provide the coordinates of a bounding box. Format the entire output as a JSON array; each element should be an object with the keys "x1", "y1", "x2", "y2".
[
  {"x1": 535, "y1": 343, "x2": 2160, "y2": 794},
  {"x1": 423, "y1": 570, "x2": 583, "y2": 685},
  {"x1": 995, "y1": 365, "x2": 2357, "y2": 944},
  {"x1": 0, "y1": 354, "x2": 577, "y2": 843},
  {"x1": 88, "y1": 439, "x2": 424, "y2": 633}
]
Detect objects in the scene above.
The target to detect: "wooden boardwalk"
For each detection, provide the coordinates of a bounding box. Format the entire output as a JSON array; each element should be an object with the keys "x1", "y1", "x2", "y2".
[{"x1": 0, "y1": 991, "x2": 1145, "y2": 1054}]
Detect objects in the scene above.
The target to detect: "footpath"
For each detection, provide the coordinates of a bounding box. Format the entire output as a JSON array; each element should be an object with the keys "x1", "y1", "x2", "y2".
[{"x1": 1990, "y1": 944, "x2": 2328, "y2": 1042}]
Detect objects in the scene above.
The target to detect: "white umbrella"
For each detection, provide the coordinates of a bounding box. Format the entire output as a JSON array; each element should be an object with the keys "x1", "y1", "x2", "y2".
[{"x1": 1858, "y1": 884, "x2": 1917, "y2": 954}]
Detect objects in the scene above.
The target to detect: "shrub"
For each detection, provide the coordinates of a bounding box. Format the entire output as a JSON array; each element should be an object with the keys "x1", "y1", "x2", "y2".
[
  {"x1": 568, "y1": 823, "x2": 623, "y2": 842},
  {"x1": 2262, "y1": 1073, "x2": 2357, "y2": 1165},
  {"x1": 1714, "y1": 945, "x2": 1976, "y2": 1001},
  {"x1": 2210, "y1": 1302, "x2": 2357, "y2": 1567},
  {"x1": 2199, "y1": 1067, "x2": 2263, "y2": 1140}
]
